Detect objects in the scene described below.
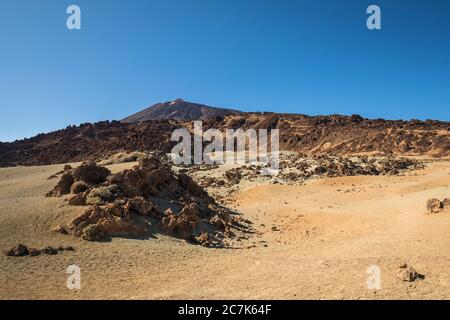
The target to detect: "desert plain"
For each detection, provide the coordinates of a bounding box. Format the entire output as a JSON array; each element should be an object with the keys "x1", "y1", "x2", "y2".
[{"x1": 1, "y1": 154, "x2": 449, "y2": 299}]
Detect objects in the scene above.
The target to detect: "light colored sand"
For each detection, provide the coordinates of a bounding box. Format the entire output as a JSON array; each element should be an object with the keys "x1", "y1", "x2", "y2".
[{"x1": 1, "y1": 160, "x2": 450, "y2": 299}]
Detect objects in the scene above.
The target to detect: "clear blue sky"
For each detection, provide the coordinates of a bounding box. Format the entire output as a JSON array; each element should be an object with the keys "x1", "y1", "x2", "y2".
[{"x1": 0, "y1": 0, "x2": 449, "y2": 142}]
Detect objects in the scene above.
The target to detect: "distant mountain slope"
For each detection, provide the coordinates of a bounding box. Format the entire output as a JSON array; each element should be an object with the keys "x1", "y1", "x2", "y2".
[
  {"x1": 122, "y1": 99, "x2": 243, "y2": 122},
  {"x1": 1, "y1": 110, "x2": 449, "y2": 167}
]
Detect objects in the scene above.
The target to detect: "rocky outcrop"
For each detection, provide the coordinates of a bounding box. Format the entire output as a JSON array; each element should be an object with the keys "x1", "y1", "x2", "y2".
[
  {"x1": 0, "y1": 120, "x2": 179, "y2": 167},
  {"x1": 46, "y1": 162, "x2": 110, "y2": 197},
  {"x1": 4, "y1": 244, "x2": 75, "y2": 257},
  {"x1": 70, "y1": 203, "x2": 147, "y2": 241},
  {"x1": 51, "y1": 154, "x2": 247, "y2": 245},
  {"x1": 191, "y1": 155, "x2": 425, "y2": 189},
  {"x1": 1, "y1": 111, "x2": 448, "y2": 167},
  {"x1": 161, "y1": 204, "x2": 200, "y2": 240}
]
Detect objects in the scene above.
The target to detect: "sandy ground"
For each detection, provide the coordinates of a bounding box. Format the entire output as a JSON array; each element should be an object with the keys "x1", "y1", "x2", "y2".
[{"x1": 1, "y1": 159, "x2": 450, "y2": 299}]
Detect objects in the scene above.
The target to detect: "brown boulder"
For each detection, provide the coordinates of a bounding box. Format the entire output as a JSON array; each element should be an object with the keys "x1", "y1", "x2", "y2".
[
  {"x1": 209, "y1": 214, "x2": 229, "y2": 230},
  {"x1": 426, "y1": 198, "x2": 449, "y2": 214},
  {"x1": 71, "y1": 161, "x2": 111, "y2": 184},
  {"x1": 5, "y1": 244, "x2": 29, "y2": 257},
  {"x1": 47, "y1": 154, "x2": 241, "y2": 246},
  {"x1": 70, "y1": 181, "x2": 89, "y2": 194},
  {"x1": 69, "y1": 203, "x2": 146, "y2": 241},
  {"x1": 426, "y1": 198, "x2": 443, "y2": 214},
  {"x1": 68, "y1": 193, "x2": 86, "y2": 206},
  {"x1": 195, "y1": 232, "x2": 211, "y2": 247},
  {"x1": 162, "y1": 203, "x2": 200, "y2": 240},
  {"x1": 125, "y1": 197, "x2": 154, "y2": 216},
  {"x1": 4, "y1": 244, "x2": 74, "y2": 257},
  {"x1": 443, "y1": 198, "x2": 450, "y2": 209},
  {"x1": 49, "y1": 172, "x2": 74, "y2": 197},
  {"x1": 396, "y1": 264, "x2": 423, "y2": 282},
  {"x1": 42, "y1": 246, "x2": 59, "y2": 255}
]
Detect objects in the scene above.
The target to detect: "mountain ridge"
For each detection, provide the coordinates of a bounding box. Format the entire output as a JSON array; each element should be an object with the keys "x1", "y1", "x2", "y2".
[
  {"x1": 122, "y1": 98, "x2": 243, "y2": 122},
  {"x1": 0, "y1": 106, "x2": 448, "y2": 167}
]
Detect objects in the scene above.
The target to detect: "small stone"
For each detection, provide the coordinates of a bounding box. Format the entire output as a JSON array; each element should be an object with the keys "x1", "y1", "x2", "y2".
[
  {"x1": 396, "y1": 264, "x2": 422, "y2": 282},
  {"x1": 42, "y1": 246, "x2": 59, "y2": 255},
  {"x1": 426, "y1": 198, "x2": 443, "y2": 214},
  {"x1": 5, "y1": 244, "x2": 29, "y2": 257}
]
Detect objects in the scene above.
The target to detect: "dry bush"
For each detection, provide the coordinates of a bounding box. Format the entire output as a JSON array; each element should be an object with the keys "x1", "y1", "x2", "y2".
[{"x1": 98, "y1": 151, "x2": 147, "y2": 166}]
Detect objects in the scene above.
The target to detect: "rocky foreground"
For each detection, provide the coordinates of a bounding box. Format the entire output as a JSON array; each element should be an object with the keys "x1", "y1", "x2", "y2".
[
  {"x1": 1, "y1": 153, "x2": 449, "y2": 299},
  {"x1": 39, "y1": 152, "x2": 425, "y2": 247}
]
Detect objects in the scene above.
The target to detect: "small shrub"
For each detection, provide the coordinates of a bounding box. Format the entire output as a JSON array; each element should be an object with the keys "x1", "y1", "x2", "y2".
[
  {"x1": 98, "y1": 151, "x2": 147, "y2": 166},
  {"x1": 82, "y1": 224, "x2": 104, "y2": 241}
]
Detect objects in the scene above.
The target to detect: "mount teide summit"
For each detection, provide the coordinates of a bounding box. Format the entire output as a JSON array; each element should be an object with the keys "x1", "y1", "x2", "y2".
[{"x1": 122, "y1": 99, "x2": 242, "y2": 122}]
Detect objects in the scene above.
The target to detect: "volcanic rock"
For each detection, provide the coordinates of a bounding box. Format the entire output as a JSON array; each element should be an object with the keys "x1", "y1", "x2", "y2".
[
  {"x1": 53, "y1": 225, "x2": 69, "y2": 234},
  {"x1": 46, "y1": 162, "x2": 111, "y2": 197},
  {"x1": 28, "y1": 248, "x2": 42, "y2": 256},
  {"x1": 195, "y1": 232, "x2": 211, "y2": 247},
  {"x1": 69, "y1": 203, "x2": 145, "y2": 241},
  {"x1": 42, "y1": 246, "x2": 58, "y2": 255},
  {"x1": 48, "y1": 172, "x2": 74, "y2": 197},
  {"x1": 1, "y1": 106, "x2": 448, "y2": 168},
  {"x1": 4, "y1": 244, "x2": 75, "y2": 257},
  {"x1": 427, "y1": 198, "x2": 443, "y2": 213},
  {"x1": 71, "y1": 161, "x2": 111, "y2": 184},
  {"x1": 396, "y1": 264, "x2": 423, "y2": 282},
  {"x1": 70, "y1": 181, "x2": 89, "y2": 194},
  {"x1": 48, "y1": 154, "x2": 251, "y2": 245},
  {"x1": 124, "y1": 197, "x2": 154, "y2": 216},
  {"x1": 68, "y1": 193, "x2": 86, "y2": 206},
  {"x1": 161, "y1": 203, "x2": 200, "y2": 240}
]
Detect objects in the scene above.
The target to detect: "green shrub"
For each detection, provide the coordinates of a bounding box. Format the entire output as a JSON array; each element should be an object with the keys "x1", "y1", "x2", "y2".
[
  {"x1": 82, "y1": 224, "x2": 104, "y2": 241},
  {"x1": 85, "y1": 185, "x2": 118, "y2": 205}
]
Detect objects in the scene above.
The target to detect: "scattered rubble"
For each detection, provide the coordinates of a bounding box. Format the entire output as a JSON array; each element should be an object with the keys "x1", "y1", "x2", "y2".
[
  {"x1": 277, "y1": 155, "x2": 425, "y2": 182},
  {"x1": 161, "y1": 204, "x2": 199, "y2": 240},
  {"x1": 4, "y1": 244, "x2": 75, "y2": 257},
  {"x1": 185, "y1": 155, "x2": 425, "y2": 191},
  {"x1": 46, "y1": 161, "x2": 110, "y2": 197}
]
